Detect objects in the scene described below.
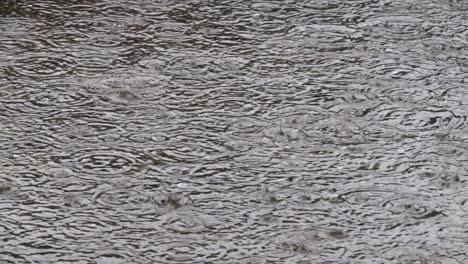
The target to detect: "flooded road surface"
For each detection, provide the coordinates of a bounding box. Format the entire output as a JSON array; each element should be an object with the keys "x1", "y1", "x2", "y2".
[{"x1": 1, "y1": 1, "x2": 467, "y2": 263}]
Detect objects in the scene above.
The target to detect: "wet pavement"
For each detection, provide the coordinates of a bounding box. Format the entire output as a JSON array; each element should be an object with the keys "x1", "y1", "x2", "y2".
[{"x1": 0, "y1": 0, "x2": 467, "y2": 263}]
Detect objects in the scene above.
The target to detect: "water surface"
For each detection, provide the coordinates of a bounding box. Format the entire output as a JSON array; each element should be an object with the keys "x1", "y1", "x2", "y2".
[{"x1": 0, "y1": 0, "x2": 467, "y2": 263}]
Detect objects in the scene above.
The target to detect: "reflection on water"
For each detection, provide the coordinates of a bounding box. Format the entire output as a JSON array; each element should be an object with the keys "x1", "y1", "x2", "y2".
[{"x1": 0, "y1": 0, "x2": 467, "y2": 263}]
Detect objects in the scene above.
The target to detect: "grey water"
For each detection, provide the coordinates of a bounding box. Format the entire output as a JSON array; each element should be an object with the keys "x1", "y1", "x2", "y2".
[{"x1": 0, "y1": 0, "x2": 467, "y2": 263}]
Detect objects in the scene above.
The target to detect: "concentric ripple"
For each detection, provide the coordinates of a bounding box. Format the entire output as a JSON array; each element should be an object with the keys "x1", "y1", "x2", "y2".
[
  {"x1": 340, "y1": 187, "x2": 444, "y2": 222},
  {"x1": 382, "y1": 247, "x2": 445, "y2": 264},
  {"x1": 275, "y1": 229, "x2": 348, "y2": 258},
  {"x1": 93, "y1": 187, "x2": 157, "y2": 215},
  {"x1": 157, "y1": 210, "x2": 206, "y2": 234},
  {"x1": 363, "y1": 15, "x2": 432, "y2": 41},
  {"x1": 436, "y1": 225, "x2": 468, "y2": 243},
  {"x1": 369, "y1": 59, "x2": 437, "y2": 81},
  {"x1": 11, "y1": 54, "x2": 76, "y2": 78},
  {"x1": 373, "y1": 105, "x2": 466, "y2": 132},
  {"x1": 380, "y1": 196, "x2": 444, "y2": 220},
  {"x1": 58, "y1": 147, "x2": 157, "y2": 178},
  {"x1": 64, "y1": 122, "x2": 125, "y2": 142},
  {"x1": 123, "y1": 131, "x2": 170, "y2": 145},
  {"x1": 0, "y1": 82, "x2": 95, "y2": 115}
]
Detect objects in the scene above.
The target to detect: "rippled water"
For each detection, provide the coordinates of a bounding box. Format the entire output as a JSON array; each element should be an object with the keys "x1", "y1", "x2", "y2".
[{"x1": 1, "y1": 0, "x2": 467, "y2": 263}]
